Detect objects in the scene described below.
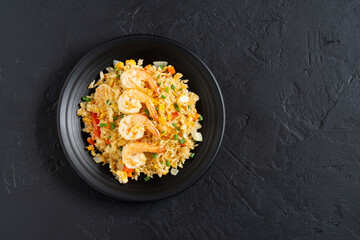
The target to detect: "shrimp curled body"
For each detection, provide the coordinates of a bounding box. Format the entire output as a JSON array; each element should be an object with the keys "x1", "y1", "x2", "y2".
[
  {"x1": 121, "y1": 68, "x2": 160, "y2": 95},
  {"x1": 118, "y1": 114, "x2": 160, "y2": 140},
  {"x1": 94, "y1": 84, "x2": 112, "y2": 107},
  {"x1": 117, "y1": 89, "x2": 158, "y2": 119},
  {"x1": 122, "y1": 142, "x2": 166, "y2": 169}
]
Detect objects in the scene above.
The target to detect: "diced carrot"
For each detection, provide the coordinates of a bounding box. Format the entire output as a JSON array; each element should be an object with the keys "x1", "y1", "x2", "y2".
[
  {"x1": 168, "y1": 66, "x2": 175, "y2": 75},
  {"x1": 106, "y1": 139, "x2": 110, "y2": 145},
  {"x1": 172, "y1": 112, "x2": 179, "y2": 120},
  {"x1": 123, "y1": 166, "x2": 133, "y2": 177},
  {"x1": 194, "y1": 113, "x2": 200, "y2": 121},
  {"x1": 87, "y1": 137, "x2": 95, "y2": 145}
]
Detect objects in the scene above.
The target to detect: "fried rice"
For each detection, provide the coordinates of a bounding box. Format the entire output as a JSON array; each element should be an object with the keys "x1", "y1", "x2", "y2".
[{"x1": 77, "y1": 59, "x2": 202, "y2": 184}]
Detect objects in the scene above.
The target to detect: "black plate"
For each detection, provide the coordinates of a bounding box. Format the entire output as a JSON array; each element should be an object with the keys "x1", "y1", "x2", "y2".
[{"x1": 57, "y1": 35, "x2": 225, "y2": 202}]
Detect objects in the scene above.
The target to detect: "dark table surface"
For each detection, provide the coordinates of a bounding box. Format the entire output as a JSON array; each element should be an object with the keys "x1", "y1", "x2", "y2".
[{"x1": 2, "y1": 0, "x2": 360, "y2": 239}]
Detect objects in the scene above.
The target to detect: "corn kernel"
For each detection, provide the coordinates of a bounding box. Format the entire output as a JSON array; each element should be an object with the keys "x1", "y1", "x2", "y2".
[
  {"x1": 158, "y1": 116, "x2": 166, "y2": 125},
  {"x1": 159, "y1": 104, "x2": 165, "y2": 112},
  {"x1": 126, "y1": 59, "x2": 136, "y2": 66},
  {"x1": 115, "y1": 61, "x2": 124, "y2": 69},
  {"x1": 87, "y1": 146, "x2": 95, "y2": 151}
]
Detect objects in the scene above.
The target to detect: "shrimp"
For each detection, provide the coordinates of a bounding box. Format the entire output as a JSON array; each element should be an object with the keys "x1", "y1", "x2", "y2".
[
  {"x1": 117, "y1": 89, "x2": 158, "y2": 119},
  {"x1": 121, "y1": 68, "x2": 160, "y2": 95},
  {"x1": 118, "y1": 114, "x2": 160, "y2": 140},
  {"x1": 122, "y1": 142, "x2": 166, "y2": 169},
  {"x1": 94, "y1": 84, "x2": 112, "y2": 106}
]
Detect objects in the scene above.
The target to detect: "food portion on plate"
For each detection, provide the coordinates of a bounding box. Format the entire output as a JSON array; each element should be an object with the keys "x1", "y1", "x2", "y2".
[{"x1": 77, "y1": 59, "x2": 203, "y2": 184}]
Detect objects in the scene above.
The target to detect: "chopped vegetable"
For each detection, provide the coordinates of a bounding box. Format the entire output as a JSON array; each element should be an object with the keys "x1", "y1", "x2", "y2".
[
  {"x1": 82, "y1": 96, "x2": 91, "y2": 102},
  {"x1": 174, "y1": 134, "x2": 178, "y2": 140},
  {"x1": 155, "y1": 106, "x2": 159, "y2": 111},
  {"x1": 171, "y1": 85, "x2": 176, "y2": 90},
  {"x1": 144, "y1": 176, "x2": 150, "y2": 181},
  {"x1": 106, "y1": 99, "x2": 110, "y2": 105},
  {"x1": 190, "y1": 153, "x2": 195, "y2": 158},
  {"x1": 157, "y1": 82, "x2": 161, "y2": 86},
  {"x1": 149, "y1": 117, "x2": 153, "y2": 121},
  {"x1": 113, "y1": 116, "x2": 118, "y2": 121},
  {"x1": 199, "y1": 115, "x2": 203, "y2": 121},
  {"x1": 119, "y1": 146, "x2": 123, "y2": 151},
  {"x1": 161, "y1": 131, "x2": 165, "y2": 134},
  {"x1": 153, "y1": 61, "x2": 168, "y2": 68},
  {"x1": 90, "y1": 112, "x2": 101, "y2": 138},
  {"x1": 126, "y1": 59, "x2": 136, "y2": 66},
  {"x1": 179, "y1": 88, "x2": 182, "y2": 91},
  {"x1": 110, "y1": 122, "x2": 115, "y2": 130},
  {"x1": 121, "y1": 114, "x2": 125, "y2": 119},
  {"x1": 174, "y1": 103, "x2": 180, "y2": 112},
  {"x1": 158, "y1": 74, "x2": 160, "y2": 79},
  {"x1": 153, "y1": 153, "x2": 157, "y2": 159},
  {"x1": 158, "y1": 116, "x2": 166, "y2": 125},
  {"x1": 93, "y1": 155, "x2": 104, "y2": 163},
  {"x1": 168, "y1": 66, "x2": 176, "y2": 75},
  {"x1": 172, "y1": 112, "x2": 179, "y2": 120},
  {"x1": 188, "y1": 105, "x2": 191, "y2": 109},
  {"x1": 161, "y1": 95, "x2": 166, "y2": 99},
  {"x1": 165, "y1": 87, "x2": 169, "y2": 93},
  {"x1": 108, "y1": 136, "x2": 111, "y2": 139},
  {"x1": 191, "y1": 130, "x2": 203, "y2": 142},
  {"x1": 87, "y1": 137, "x2": 95, "y2": 145},
  {"x1": 194, "y1": 113, "x2": 200, "y2": 121},
  {"x1": 114, "y1": 60, "x2": 124, "y2": 69},
  {"x1": 99, "y1": 123, "x2": 107, "y2": 128},
  {"x1": 117, "y1": 74, "x2": 120, "y2": 79},
  {"x1": 179, "y1": 139, "x2": 186, "y2": 144},
  {"x1": 160, "y1": 161, "x2": 163, "y2": 164},
  {"x1": 114, "y1": 67, "x2": 119, "y2": 71},
  {"x1": 123, "y1": 166, "x2": 133, "y2": 177},
  {"x1": 144, "y1": 109, "x2": 149, "y2": 115},
  {"x1": 160, "y1": 65, "x2": 164, "y2": 69},
  {"x1": 170, "y1": 168, "x2": 179, "y2": 175},
  {"x1": 166, "y1": 160, "x2": 170, "y2": 167}
]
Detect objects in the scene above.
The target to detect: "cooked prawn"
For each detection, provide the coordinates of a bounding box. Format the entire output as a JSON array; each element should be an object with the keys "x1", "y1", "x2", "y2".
[
  {"x1": 118, "y1": 114, "x2": 160, "y2": 140},
  {"x1": 117, "y1": 89, "x2": 158, "y2": 119},
  {"x1": 121, "y1": 68, "x2": 160, "y2": 95},
  {"x1": 94, "y1": 84, "x2": 112, "y2": 107},
  {"x1": 122, "y1": 142, "x2": 166, "y2": 169}
]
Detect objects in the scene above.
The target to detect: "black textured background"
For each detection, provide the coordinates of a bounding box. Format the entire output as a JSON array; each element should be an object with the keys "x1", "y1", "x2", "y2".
[{"x1": 1, "y1": 0, "x2": 360, "y2": 239}]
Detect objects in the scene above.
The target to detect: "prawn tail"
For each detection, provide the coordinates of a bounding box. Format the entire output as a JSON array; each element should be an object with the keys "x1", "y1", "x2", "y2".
[
  {"x1": 146, "y1": 102, "x2": 158, "y2": 120},
  {"x1": 146, "y1": 78, "x2": 160, "y2": 96},
  {"x1": 146, "y1": 120, "x2": 160, "y2": 138},
  {"x1": 156, "y1": 145, "x2": 166, "y2": 153}
]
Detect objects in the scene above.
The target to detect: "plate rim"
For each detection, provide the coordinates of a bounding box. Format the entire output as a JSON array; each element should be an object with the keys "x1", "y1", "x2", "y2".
[{"x1": 57, "y1": 34, "x2": 226, "y2": 202}]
